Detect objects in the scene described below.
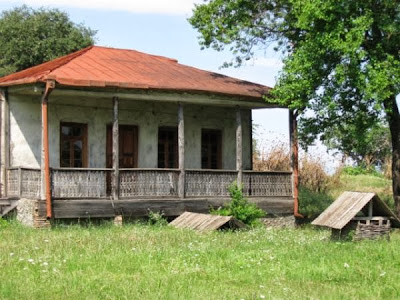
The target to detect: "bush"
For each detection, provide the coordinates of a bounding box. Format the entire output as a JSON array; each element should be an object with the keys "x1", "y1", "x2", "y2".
[
  {"x1": 342, "y1": 165, "x2": 382, "y2": 177},
  {"x1": 147, "y1": 210, "x2": 168, "y2": 226},
  {"x1": 212, "y1": 182, "x2": 265, "y2": 226},
  {"x1": 298, "y1": 187, "x2": 334, "y2": 218}
]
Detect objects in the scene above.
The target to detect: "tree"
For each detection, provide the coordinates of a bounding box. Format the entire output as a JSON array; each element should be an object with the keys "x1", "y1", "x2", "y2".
[
  {"x1": 0, "y1": 5, "x2": 96, "y2": 76},
  {"x1": 324, "y1": 120, "x2": 391, "y2": 171},
  {"x1": 189, "y1": 1, "x2": 400, "y2": 215}
]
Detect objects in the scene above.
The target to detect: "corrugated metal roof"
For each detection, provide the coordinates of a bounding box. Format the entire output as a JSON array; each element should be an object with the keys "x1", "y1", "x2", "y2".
[
  {"x1": 170, "y1": 212, "x2": 245, "y2": 232},
  {"x1": 0, "y1": 46, "x2": 271, "y2": 99},
  {"x1": 312, "y1": 191, "x2": 400, "y2": 229}
]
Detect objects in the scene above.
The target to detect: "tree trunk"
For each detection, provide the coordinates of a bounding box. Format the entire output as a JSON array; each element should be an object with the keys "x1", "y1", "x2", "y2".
[{"x1": 384, "y1": 94, "x2": 400, "y2": 217}]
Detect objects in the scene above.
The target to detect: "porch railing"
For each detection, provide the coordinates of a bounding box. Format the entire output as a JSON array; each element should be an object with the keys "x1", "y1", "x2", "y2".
[
  {"x1": 5, "y1": 167, "x2": 293, "y2": 199},
  {"x1": 7, "y1": 167, "x2": 41, "y2": 199}
]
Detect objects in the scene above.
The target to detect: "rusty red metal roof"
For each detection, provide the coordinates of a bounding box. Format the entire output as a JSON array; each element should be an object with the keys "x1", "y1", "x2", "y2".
[{"x1": 0, "y1": 46, "x2": 271, "y2": 99}]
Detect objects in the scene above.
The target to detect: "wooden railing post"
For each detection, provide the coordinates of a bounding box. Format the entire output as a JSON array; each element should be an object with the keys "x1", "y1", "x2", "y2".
[
  {"x1": 178, "y1": 103, "x2": 185, "y2": 198},
  {"x1": 112, "y1": 97, "x2": 119, "y2": 201},
  {"x1": 0, "y1": 89, "x2": 9, "y2": 197},
  {"x1": 236, "y1": 106, "x2": 243, "y2": 186},
  {"x1": 18, "y1": 167, "x2": 22, "y2": 198},
  {"x1": 289, "y1": 109, "x2": 302, "y2": 217}
]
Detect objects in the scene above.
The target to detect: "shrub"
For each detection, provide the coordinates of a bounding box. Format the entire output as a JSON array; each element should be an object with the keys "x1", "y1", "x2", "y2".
[
  {"x1": 147, "y1": 210, "x2": 168, "y2": 226},
  {"x1": 298, "y1": 187, "x2": 334, "y2": 218},
  {"x1": 212, "y1": 182, "x2": 265, "y2": 226},
  {"x1": 342, "y1": 165, "x2": 382, "y2": 177}
]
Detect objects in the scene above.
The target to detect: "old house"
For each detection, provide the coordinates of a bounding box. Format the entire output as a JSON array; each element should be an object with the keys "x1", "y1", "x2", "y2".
[{"x1": 0, "y1": 46, "x2": 295, "y2": 226}]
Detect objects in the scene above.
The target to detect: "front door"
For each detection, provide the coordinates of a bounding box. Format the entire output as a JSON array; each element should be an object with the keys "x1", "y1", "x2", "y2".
[{"x1": 106, "y1": 125, "x2": 138, "y2": 168}]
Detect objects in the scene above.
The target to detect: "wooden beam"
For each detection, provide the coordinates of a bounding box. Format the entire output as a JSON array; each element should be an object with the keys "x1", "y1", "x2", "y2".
[
  {"x1": 178, "y1": 103, "x2": 185, "y2": 198},
  {"x1": 236, "y1": 106, "x2": 243, "y2": 186},
  {"x1": 0, "y1": 88, "x2": 9, "y2": 198},
  {"x1": 112, "y1": 97, "x2": 119, "y2": 200},
  {"x1": 249, "y1": 110, "x2": 253, "y2": 171},
  {"x1": 289, "y1": 110, "x2": 302, "y2": 218},
  {"x1": 41, "y1": 80, "x2": 55, "y2": 218}
]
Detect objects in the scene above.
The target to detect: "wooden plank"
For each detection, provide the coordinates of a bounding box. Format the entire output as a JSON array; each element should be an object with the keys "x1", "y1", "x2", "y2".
[
  {"x1": 112, "y1": 97, "x2": 119, "y2": 201},
  {"x1": 170, "y1": 212, "x2": 244, "y2": 232},
  {"x1": 178, "y1": 103, "x2": 185, "y2": 198},
  {"x1": 1, "y1": 89, "x2": 9, "y2": 198},
  {"x1": 236, "y1": 106, "x2": 242, "y2": 186}
]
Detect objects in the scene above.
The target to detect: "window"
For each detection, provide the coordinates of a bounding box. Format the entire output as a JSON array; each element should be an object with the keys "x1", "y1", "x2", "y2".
[
  {"x1": 60, "y1": 122, "x2": 88, "y2": 167},
  {"x1": 201, "y1": 129, "x2": 222, "y2": 169},
  {"x1": 106, "y1": 125, "x2": 138, "y2": 168},
  {"x1": 158, "y1": 127, "x2": 178, "y2": 168}
]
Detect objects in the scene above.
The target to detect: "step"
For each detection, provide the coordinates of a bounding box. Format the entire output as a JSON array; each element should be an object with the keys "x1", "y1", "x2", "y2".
[{"x1": 0, "y1": 200, "x2": 11, "y2": 206}]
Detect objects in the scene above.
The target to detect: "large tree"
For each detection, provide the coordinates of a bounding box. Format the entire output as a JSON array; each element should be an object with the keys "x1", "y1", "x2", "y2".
[
  {"x1": 189, "y1": 0, "x2": 400, "y2": 214},
  {"x1": 0, "y1": 5, "x2": 96, "y2": 76}
]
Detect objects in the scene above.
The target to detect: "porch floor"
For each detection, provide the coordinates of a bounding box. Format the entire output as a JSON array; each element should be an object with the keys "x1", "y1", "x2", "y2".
[{"x1": 35, "y1": 197, "x2": 294, "y2": 219}]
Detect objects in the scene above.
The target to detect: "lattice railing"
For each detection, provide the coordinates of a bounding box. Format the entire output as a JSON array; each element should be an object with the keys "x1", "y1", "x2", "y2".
[
  {"x1": 7, "y1": 168, "x2": 41, "y2": 199},
  {"x1": 185, "y1": 169, "x2": 238, "y2": 197},
  {"x1": 242, "y1": 171, "x2": 292, "y2": 197},
  {"x1": 51, "y1": 168, "x2": 111, "y2": 199},
  {"x1": 119, "y1": 169, "x2": 179, "y2": 197}
]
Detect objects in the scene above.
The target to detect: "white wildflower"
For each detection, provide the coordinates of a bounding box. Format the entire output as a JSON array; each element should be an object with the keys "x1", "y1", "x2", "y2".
[
  {"x1": 344, "y1": 263, "x2": 350, "y2": 268},
  {"x1": 380, "y1": 272, "x2": 386, "y2": 277},
  {"x1": 44, "y1": 239, "x2": 49, "y2": 243},
  {"x1": 34, "y1": 246, "x2": 39, "y2": 250},
  {"x1": 27, "y1": 258, "x2": 34, "y2": 263},
  {"x1": 259, "y1": 285, "x2": 265, "y2": 289},
  {"x1": 42, "y1": 262, "x2": 48, "y2": 266},
  {"x1": 260, "y1": 295, "x2": 266, "y2": 299},
  {"x1": 10, "y1": 253, "x2": 14, "y2": 256}
]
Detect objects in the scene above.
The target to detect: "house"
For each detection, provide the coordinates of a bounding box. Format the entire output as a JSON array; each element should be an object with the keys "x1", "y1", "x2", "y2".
[{"x1": 0, "y1": 46, "x2": 295, "y2": 226}]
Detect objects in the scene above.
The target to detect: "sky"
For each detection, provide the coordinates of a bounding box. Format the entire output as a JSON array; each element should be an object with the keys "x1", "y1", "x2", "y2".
[{"x1": 0, "y1": 0, "x2": 334, "y2": 164}]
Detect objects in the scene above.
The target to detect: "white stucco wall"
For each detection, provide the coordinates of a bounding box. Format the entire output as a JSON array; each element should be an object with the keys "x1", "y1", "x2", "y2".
[{"x1": 9, "y1": 94, "x2": 252, "y2": 170}]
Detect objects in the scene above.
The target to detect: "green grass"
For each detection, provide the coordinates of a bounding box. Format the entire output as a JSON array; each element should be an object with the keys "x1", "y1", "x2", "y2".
[
  {"x1": 299, "y1": 173, "x2": 394, "y2": 217},
  {"x1": 1, "y1": 221, "x2": 400, "y2": 299}
]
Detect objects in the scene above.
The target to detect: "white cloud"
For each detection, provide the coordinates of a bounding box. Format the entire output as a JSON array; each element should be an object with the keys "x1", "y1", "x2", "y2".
[{"x1": 1, "y1": 0, "x2": 201, "y2": 15}]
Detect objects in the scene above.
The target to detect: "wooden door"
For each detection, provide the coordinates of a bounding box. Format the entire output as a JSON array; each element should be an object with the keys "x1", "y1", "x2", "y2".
[{"x1": 106, "y1": 125, "x2": 138, "y2": 168}]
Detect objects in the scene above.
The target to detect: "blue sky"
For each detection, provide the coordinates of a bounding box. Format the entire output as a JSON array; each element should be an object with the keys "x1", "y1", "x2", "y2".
[{"x1": 0, "y1": 0, "x2": 289, "y2": 149}]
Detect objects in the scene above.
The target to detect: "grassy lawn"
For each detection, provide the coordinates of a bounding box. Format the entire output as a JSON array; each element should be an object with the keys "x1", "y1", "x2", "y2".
[{"x1": 1, "y1": 221, "x2": 400, "y2": 299}]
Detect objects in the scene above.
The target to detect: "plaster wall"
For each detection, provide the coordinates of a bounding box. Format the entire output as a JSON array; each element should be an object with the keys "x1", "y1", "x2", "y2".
[{"x1": 9, "y1": 95, "x2": 252, "y2": 170}]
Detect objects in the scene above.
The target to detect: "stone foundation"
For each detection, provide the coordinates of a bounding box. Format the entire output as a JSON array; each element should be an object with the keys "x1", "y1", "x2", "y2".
[
  {"x1": 262, "y1": 215, "x2": 296, "y2": 228},
  {"x1": 16, "y1": 198, "x2": 50, "y2": 228}
]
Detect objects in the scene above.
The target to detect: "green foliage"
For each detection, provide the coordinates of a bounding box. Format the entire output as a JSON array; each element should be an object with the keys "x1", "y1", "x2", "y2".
[
  {"x1": 342, "y1": 165, "x2": 382, "y2": 177},
  {"x1": 213, "y1": 182, "x2": 265, "y2": 226},
  {"x1": 0, "y1": 217, "x2": 9, "y2": 229},
  {"x1": 0, "y1": 5, "x2": 96, "y2": 76},
  {"x1": 147, "y1": 210, "x2": 168, "y2": 226},
  {"x1": 299, "y1": 186, "x2": 334, "y2": 218}
]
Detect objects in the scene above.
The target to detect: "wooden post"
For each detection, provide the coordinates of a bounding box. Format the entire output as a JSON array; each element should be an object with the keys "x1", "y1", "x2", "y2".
[
  {"x1": 368, "y1": 200, "x2": 373, "y2": 217},
  {"x1": 236, "y1": 106, "x2": 243, "y2": 186},
  {"x1": 41, "y1": 80, "x2": 55, "y2": 218},
  {"x1": 0, "y1": 89, "x2": 9, "y2": 198},
  {"x1": 112, "y1": 97, "x2": 119, "y2": 201},
  {"x1": 18, "y1": 167, "x2": 22, "y2": 198},
  {"x1": 289, "y1": 109, "x2": 302, "y2": 217},
  {"x1": 249, "y1": 110, "x2": 253, "y2": 171},
  {"x1": 178, "y1": 103, "x2": 185, "y2": 198}
]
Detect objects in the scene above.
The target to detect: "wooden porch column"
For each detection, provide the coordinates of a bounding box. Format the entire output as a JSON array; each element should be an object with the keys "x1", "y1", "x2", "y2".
[
  {"x1": 289, "y1": 109, "x2": 301, "y2": 217},
  {"x1": 112, "y1": 97, "x2": 119, "y2": 201},
  {"x1": 0, "y1": 89, "x2": 9, "y2": 198},
  {"x1": 178, "y1": 103, "x2": 185, "y2": 198},
  {"x1": 236, "y1": 106, "x2": 243, "y2": 186},
  {"x1": 41, "y1": 80, "x2": 55, "y2": 218}
]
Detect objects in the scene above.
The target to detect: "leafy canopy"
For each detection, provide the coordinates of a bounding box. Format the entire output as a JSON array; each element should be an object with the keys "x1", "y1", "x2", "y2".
[
  {"x1": 189, "y1": 0, "x2": 400, "y2": 146},
  {"x1": 0, "y1": 5, "x2": 96, "y2": 76}
]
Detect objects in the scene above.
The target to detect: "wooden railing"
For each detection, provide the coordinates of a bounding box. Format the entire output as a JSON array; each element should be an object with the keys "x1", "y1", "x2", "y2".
[
  {"x1": 51, "y1": 168, "x2": 112, "y2": 199},
  {"x1": 119, "y1": 168, "x2": 179, "y2": 197},
  {"x1": 243, "y1": 171, "x2": 292, "y2": 197},
  {"x1": 185, "y1": 169, "x2": 238, "y2": 197},
  {"x1": 6, "y1": 167, "x2": 292, "y2": 199},
  {"x1": 7, "y1": 167, "x2": 41, "y2": 199}
]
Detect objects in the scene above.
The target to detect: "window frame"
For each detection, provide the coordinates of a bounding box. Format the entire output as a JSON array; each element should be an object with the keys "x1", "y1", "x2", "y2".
[
  {"x1": 157, "y1": 126, "x2": 178, "y2": 169},
  {"x1": 201, "y1": 128, "x2": 222, "y2": 169},
  {"x1": 60, "y1": 122, "x2": 88, "y2": 168}
]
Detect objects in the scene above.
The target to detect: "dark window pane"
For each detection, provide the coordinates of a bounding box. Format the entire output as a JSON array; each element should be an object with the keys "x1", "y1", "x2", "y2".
[{"x1": 61, "y1": 126, "x2": 70, "y2": 136}]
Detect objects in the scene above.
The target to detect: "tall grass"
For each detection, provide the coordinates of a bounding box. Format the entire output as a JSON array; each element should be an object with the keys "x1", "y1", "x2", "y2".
[{"x1": 1, "y1": 221, "x2": 400, "y2": 299}]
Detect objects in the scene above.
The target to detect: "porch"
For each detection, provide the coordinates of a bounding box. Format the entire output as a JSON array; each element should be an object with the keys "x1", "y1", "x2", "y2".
[{"x1": 6, "y1": 167, "x2": 293, "y2": 218}]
